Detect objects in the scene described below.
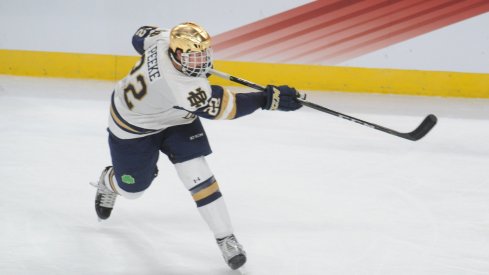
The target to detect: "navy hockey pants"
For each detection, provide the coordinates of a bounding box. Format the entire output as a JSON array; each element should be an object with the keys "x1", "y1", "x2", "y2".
[{"x1": 108, "y1": 118, "x2": 212, "y2": 193}]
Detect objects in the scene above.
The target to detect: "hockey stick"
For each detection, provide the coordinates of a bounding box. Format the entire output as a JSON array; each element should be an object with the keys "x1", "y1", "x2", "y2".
[{"x1": 209, "y1": 69, "x2": 437, "y2": 141}]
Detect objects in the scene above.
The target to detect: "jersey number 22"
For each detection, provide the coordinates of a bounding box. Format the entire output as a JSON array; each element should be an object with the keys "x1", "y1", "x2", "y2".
[{"x1": 124, "y1": 56, "x2": 147, "y2": 110}]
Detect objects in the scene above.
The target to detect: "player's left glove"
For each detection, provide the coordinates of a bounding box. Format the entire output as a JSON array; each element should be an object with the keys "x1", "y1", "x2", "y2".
[{"x1": 263, "y1": 85, "x2": 303, "y2": 111}]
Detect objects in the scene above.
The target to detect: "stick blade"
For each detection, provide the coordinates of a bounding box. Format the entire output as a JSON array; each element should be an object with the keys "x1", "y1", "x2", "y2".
[{"x1": 402, "y1": 114, "x2": 438, "y2": 141}]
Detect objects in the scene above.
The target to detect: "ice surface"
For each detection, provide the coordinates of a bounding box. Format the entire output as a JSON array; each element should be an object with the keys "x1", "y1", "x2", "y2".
[{"x1": 0, "y1": 75, "x2": 488, "y2": 275}]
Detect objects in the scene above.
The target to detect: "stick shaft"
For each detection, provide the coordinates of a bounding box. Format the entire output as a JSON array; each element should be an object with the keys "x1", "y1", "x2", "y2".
[{"x1": 209, "y1": 69, "x2": 436, "y2": 141}]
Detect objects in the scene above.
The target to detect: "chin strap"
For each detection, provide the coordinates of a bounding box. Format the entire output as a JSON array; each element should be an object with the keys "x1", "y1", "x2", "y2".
[{"x1": 168, "y1": 49, "x2": 183, "y2": 68}]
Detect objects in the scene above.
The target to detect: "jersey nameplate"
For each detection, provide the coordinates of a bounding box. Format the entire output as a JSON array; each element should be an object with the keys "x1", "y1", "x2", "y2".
[{"x1": 146, "y1": 46, "x2": 161, "y2": 83}]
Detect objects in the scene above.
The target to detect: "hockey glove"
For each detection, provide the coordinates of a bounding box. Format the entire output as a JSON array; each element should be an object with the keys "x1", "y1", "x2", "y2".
[{"x1": 263, "y1": 85, "x2": 302, "y2": 111}]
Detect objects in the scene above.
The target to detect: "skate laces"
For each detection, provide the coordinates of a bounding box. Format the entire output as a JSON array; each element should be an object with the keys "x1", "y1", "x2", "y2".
[
  {"x1": 99, "y1": 186, "x2": 117, "y2": 208},
  {"x1": 217, "y1": 235, "x2": 245, "y2": 260},
  {"x1": 90, "y1": 167, "x2": 118, "y2": 208}
]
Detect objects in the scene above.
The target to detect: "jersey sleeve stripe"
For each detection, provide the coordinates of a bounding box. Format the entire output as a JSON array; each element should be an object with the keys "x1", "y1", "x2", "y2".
[
  {"x1": 215, "y1": 88, "x2": 237, "y2": 120},
  {"x1": 225, "y1": 92, "x2": 237, "y2": 119}
]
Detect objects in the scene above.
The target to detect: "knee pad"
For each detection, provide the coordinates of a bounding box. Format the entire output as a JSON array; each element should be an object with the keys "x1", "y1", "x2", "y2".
[
  {"x1": 174, "y1": 156, "x2": 213, "y2": 190},
  {"x1": 105, "y1": 168, "x2": 146, "y2": 199},
  {"x1": 111, "y1": 166, "x2": 157, "y2": 196}
]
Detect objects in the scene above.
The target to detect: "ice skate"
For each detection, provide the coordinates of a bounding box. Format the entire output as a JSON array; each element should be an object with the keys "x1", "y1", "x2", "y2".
[
  {"x1": 90, "y1": 166, "x2": 118, "y2": 221},
  {"x1": 217, "y1": 234, "x2": 247, "y2": 270}
]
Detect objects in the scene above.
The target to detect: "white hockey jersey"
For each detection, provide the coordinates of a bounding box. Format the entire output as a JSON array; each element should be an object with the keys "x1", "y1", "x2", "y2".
[
  {"x1": 109, "y1": 30, "x2": 212, "y2": 139},
  {"x1": 109, "y1": 26, "x2": 267, "y2": 140}
]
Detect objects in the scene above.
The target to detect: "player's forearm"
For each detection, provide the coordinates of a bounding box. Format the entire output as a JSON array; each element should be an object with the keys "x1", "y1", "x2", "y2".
[
  {"x1": 233, "y1": 91, "x2": 266, "y2": 118},
  {"x1": 192, "y1": 85, "x2": 266, "y2": 120}
]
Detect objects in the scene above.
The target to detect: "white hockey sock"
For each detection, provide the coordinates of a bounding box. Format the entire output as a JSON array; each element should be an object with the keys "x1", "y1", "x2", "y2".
[
  {"x1": 103, "y1": 167, "x2": 144, "y2": 199},
  {"x1": 197, "y1": 196, "x2": 234, "y2": 239},
  {"x1": 175, "y1": 157, "x2": 234, "y2": 239}
]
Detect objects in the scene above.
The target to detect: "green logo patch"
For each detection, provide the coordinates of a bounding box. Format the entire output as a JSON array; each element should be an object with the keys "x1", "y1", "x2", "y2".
[{"x1": 121, "y1": 175, "x2": 135, "y2": 184}]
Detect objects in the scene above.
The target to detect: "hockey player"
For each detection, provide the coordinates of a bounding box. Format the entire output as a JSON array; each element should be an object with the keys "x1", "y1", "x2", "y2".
[{"x1": 91, "y1": 22, "x2": 302, "y2": 270}]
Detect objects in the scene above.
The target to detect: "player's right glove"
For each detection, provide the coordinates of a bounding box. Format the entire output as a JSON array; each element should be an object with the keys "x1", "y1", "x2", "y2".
[{"x1": 262, "y1": 85, "x2": 302, "y2": 111}]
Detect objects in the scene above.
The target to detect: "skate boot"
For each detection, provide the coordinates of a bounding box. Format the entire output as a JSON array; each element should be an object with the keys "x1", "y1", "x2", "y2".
[
  {"x1": 90, "y1": 166, "x2": 118, "y2": 220},
  {"x1": 217, "y1": 234, "x2": 247, "y2": 270}
]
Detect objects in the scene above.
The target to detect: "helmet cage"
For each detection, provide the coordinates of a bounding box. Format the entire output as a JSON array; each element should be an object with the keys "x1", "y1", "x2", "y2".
[{"x1": 176, "y1": 48, "x2": 213, "y2": 77}]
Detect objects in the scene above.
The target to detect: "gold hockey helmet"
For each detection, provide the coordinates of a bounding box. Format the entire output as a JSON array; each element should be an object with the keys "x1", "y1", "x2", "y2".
[{"x1": 169, "y1": 22, "x2": 213, "y2": 77}]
